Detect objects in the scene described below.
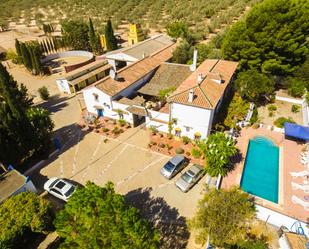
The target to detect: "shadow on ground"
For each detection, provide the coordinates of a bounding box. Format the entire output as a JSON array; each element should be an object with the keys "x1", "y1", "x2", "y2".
[
  {"x1": 27, "y1": 123, "x2": 90, "y2": 186},
  {"x1": 125, "y1": 188, "x2": 190, "y2": 249},
  {"x1": 34, "y1": 94, "x2": 69, "y2": 113}
]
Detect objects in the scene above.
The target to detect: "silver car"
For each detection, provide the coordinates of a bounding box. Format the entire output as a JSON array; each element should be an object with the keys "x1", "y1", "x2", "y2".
[
  {"x1": 175, "y1": 164, "x2": 204, "y2": 192},
  {"x1": 160, "y1": 155, "x2": 188, "y2": 179},
  {"x1": 44, "y1": 177, "x2": 76, "y2": 202}
]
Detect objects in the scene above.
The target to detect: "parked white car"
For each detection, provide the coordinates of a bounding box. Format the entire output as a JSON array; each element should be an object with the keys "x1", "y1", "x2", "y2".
[{"x1": 44, "y1": 177, "x2": 76, "y2": 202}]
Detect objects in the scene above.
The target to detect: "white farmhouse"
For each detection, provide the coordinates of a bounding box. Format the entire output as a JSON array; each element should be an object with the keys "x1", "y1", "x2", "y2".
[
  {"x1": 103, "y1": 34, "x2": 174, "y2": 70},
  {"x1": 82, "y1": 44, "x2": 238, "y2": 139}
]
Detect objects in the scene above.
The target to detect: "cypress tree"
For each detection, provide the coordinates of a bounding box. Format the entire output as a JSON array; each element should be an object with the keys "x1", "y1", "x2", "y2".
[
  {"x1": 88, "y1": 18, "x2": 100, "y2": 54},
  {"x1": 15, "y1": 39, "x2": 21, "y2": 57},
  {"x1": 20, "y1": 42, "x2": 32, "y2": 71},
  {"x1": 104, "y1": 19, "x2": 117, "y2": 51},
  {"x1": 0, "y1": 64, "x2": 35, "y2": 164}
]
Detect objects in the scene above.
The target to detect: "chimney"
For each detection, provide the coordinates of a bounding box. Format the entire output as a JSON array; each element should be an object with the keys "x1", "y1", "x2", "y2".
[
  {"x1": 109, "y1": 68, "x2": 118, "y2": 81},
  {"x1": 190, "y1": 49, "x2": 198, "y2": 72},
  {"x1": 188, "y1": 89, "x2": 194, "y2": 102},
  {"x1": 197, "y1": 73, "x2": 204, "y2": 84},
  {"x1": 209, "y1": 73, "x2": 223, "y2": 84}
]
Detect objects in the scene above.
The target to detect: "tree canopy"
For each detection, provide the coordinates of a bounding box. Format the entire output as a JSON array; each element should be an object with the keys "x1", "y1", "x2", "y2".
[
  {"x1": 197, "y1": 132, "x2": 237, "y2": 177},
  {"x1": 234, "y1": 69, "x2": 275, "y2": 103},
  {"x1": 222, "y1": 0, "x2": 309, "y2": 75},
  {"x1": 190, "y1": 187, "x2": 257, "y2": 247},
  {"x1": 0, "y1": 192, "x2": 53, "y2": 249},
  {"x1": 0, "y1": 64, "x2": 54, "y2": 166},
  {"x1": 104, "y1": 19, "x2": 117, "y2": 51},
  {"x1": 54, "y1": 182, "x2": 159, "y2": 249},
  {"x1": 61, "y1": 19, "x2": 90, "y2": 51},
  {"x1": 224, "y1": 93, "x2": 249, "y2": 128}
]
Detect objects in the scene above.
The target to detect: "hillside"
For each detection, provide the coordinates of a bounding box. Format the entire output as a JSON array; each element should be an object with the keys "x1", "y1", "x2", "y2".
[{"x1": 0, "y1": 0, "x2": 260, "y2": 39}]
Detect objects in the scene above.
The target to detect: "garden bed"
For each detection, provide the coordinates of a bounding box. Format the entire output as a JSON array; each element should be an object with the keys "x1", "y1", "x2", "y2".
[
  {"x1": 79, "y1": 116, "x2": 131, "y2": 139},
  {"x1": 148, "y1": 132, "x2": 205, "y2": 166}
]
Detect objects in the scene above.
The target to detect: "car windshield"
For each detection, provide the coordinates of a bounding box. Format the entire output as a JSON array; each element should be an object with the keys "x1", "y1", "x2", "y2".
[
  {"x1": 181, "y1": 172, "x2": 193, "y2": 183},
  {"x1": 64, "y1": 186, "x2": 75, "y2": 197},
  {"x1": 164, "y1": 162, "x2": 175, "y2": 172}
]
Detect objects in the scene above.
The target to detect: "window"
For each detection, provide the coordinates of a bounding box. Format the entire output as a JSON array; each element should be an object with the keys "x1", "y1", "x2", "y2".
[{"x1": 51, "y1": 189, "x2": 62, "y2": 196}]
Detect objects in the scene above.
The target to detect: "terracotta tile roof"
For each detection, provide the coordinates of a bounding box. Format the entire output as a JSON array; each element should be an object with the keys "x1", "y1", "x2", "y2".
[
  {"x1": 169, "y1": 59, "x2": 238, "y2": 109},
  {"x1": 138, "y1": 63, "x2": 191, "y2": 96},
  {"x1": 106, "y1": 35, "x2": 174, "y2": 60},
  {"x1": 94, "y1": 44, "x2": 176, "y2": 96},
  {"x1": 126, "y1": 106, "x2": 148, "y2": 116},
  {"x1": 285, "y1": 233, "x2": 307, "y2": 249}
]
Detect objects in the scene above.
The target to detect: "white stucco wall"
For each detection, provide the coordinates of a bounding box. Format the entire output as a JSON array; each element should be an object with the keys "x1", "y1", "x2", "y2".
[
  {"x1": 170, "y1": 103, "x2": 214, "y2": 139},
  {"x1": 146, "y1": 110, "x2": 170, "y2": 133},
  {"x1": 56, "y1": 79, "x2": 71, "y2": 94},
  {"x1": 111, "y1": 101, "x2": 133, "y2": 124},
  {"x1": 83, "y1": 86, "x2": 112, "y2": 115}
]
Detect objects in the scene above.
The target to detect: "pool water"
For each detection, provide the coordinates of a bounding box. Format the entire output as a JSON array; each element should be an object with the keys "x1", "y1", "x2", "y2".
[{"x1": 240, "y1": 136, "x2": 279, "y2": 203}]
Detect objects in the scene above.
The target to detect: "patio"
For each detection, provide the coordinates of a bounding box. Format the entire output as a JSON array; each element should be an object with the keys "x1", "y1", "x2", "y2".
[{"x1": 221, "y1": 126, "x2": 309, "y2": 223}]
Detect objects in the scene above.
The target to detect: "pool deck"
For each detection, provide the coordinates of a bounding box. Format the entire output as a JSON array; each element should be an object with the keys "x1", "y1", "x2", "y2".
[{"x1": 221, "y1": 126, "x2": 308, "y2": 223}]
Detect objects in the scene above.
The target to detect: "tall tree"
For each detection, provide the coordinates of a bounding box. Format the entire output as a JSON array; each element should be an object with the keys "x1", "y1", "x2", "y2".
[
  {"x1": 15, "y1": 39, "x2": 21, "y2": 57},
  {"x1": 88, "y1": 18, "x2": 100, "y2": 54},
  {"x1": 190, "y1": 187, "x2": 258, "y2": 248},
  {"x1": 54, "y1": 182, "x2": 159, "y2": 249},
  {"x1": 235, "y1": 69, "x2": 275, "y2": 103},
  {"x1": 20, "y1": 42, "x2": 32, "y2": 70},
  {"x1": 61, "y1": 19, "x2": 90, "y2": 51},
  {"x1": 0, "y1": 192, "x2": 53, "y2": 249},
  {"x1": 197, "y1": 132, "x2": 237, "y2": 177},
  {"x1": 104, "y1": 19, "x2": 117, "y2": 51},
  {"x1": 0, "y1": 64, "x2": 53, "y2": 165},
  {"x1": 222, "y1": 0, "x2": 309, "y2": 75}
]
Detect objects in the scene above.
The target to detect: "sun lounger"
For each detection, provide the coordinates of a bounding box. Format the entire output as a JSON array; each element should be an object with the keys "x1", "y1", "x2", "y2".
[
  {"x1": 292, "y1": 182, "x2": 309, "y2": 193},
  {"x1": 290, "y1": 170, "x2": 309, "y2": 178},
  {"x1": 292, "y1": 195, "x2": 309, "y2": 211}
]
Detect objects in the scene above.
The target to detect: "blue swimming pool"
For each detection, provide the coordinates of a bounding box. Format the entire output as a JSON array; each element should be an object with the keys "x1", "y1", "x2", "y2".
[{"x1": 240, "y1": 136, "x2": 279, "y2": 203}]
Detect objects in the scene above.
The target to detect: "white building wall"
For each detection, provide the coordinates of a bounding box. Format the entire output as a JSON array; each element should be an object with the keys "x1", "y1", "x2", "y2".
[
  {"x1": 170, "y1": 103, "x2": 214, "y2": 139},
  {"x1": 256, "y1": 204, "x2": 308, "y2": 237},
  {"x1": 83, "y1": 86, "x2": 113, "y2": 115},
  {"x1": 111, "y1": 101, "x2": 133, "y2": 124},
  {"x1": 146, "y1": 110, "x2": 170, "y2": 133},
  {"x1": 56, "y1": 79, "x2": 71, "y2": 94}
]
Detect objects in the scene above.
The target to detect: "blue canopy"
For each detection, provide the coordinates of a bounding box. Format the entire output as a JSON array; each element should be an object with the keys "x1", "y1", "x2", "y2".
[{"x1": 284, "y1": 122, "x2": 309, "y2": 141}]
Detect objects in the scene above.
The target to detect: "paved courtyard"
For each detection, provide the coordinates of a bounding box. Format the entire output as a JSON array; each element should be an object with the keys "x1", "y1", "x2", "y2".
[{"x1": 31, "y1": 126, "x2": 207, "y2": 219}]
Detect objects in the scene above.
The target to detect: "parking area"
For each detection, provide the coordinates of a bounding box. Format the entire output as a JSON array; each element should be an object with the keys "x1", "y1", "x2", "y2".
[{"x1": 31, "y1": 126, "x2": 210, "y2": 218}]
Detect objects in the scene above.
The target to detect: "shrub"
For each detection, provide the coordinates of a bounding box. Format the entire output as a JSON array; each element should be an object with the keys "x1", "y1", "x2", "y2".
[
  {"x1": 268, "y1": 111, "x2": 274, "y2": 117},
  {"x1": 158, "y1": 143, "x2": 165, "y2": 148},
  {"x1": 118, "y1": 119, "x2": 126, "y2": 127},
  {"x1": 267, "y1": 104, "x2": 277, "y2": 111},
  {"x1": 103, "y1": 128, "x2": 109, "y2": 132},
  {"x1": 149, "y1": 125, "x2": 158, "y2": 135},
  {"x1": 191, "y1": 147, "x2": 202, "y2": 158},
  {"x1": 182, "y1": 136, "x2": 190, "y2": 145},
  {"x1": 185, "y1": 151, "x2": 191, "y2": 157},
  {"x1": 38, "y1": 86, "x2": 49, "y2": 100},
  {"x1": 167, "y1": 134, "x2": 173, "y2": 139},
  {"x1": 104, "y1": 138, "x2": 108, "y2": 143},
  {"x1": 251, "y1": 123, "x2": 259, "y2": 129},
  {"x1": 291, "y1": 105, "x2": 300, "y2": 113},
  {"x1": 274, "y1": 117, "x2": 296, "y2": 128},
  {"x1": 166, "y1": 144, "x2": 173, "y2": 150},
  {"x1": 175, "y1": 147, "x2": 184, "y2": 154},
  {"x1": 112, "y1": 127, "x2": 120, "y2": 134}
]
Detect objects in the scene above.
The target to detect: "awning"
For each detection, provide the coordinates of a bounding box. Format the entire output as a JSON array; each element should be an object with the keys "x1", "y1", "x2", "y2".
[
  {"x1": 126, "y1": 106, "x2": 148, "y2": 116},
  {"x1": 284, "y1": 122, "x2": 309, "y2": 141}
]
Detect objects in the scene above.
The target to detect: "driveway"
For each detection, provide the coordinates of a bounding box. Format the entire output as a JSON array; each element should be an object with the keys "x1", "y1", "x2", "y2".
[{"x1": 31, "y1": 126, "x2": 208, "y2": 218}]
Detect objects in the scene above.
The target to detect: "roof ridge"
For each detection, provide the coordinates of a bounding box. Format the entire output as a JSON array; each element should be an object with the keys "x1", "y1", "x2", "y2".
[
  {"x1": 168, "y1": 85, "x2": 198, "y2": 100},
  {"x1": 163, "y1": 62, "x2": 190, "y2": 67},
  {"x1": 198, "y1": 84, "x2": 213, "y2": 107},
  {"x1": 119, "y1": 34, "x2": 164, "y2": 53}
]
